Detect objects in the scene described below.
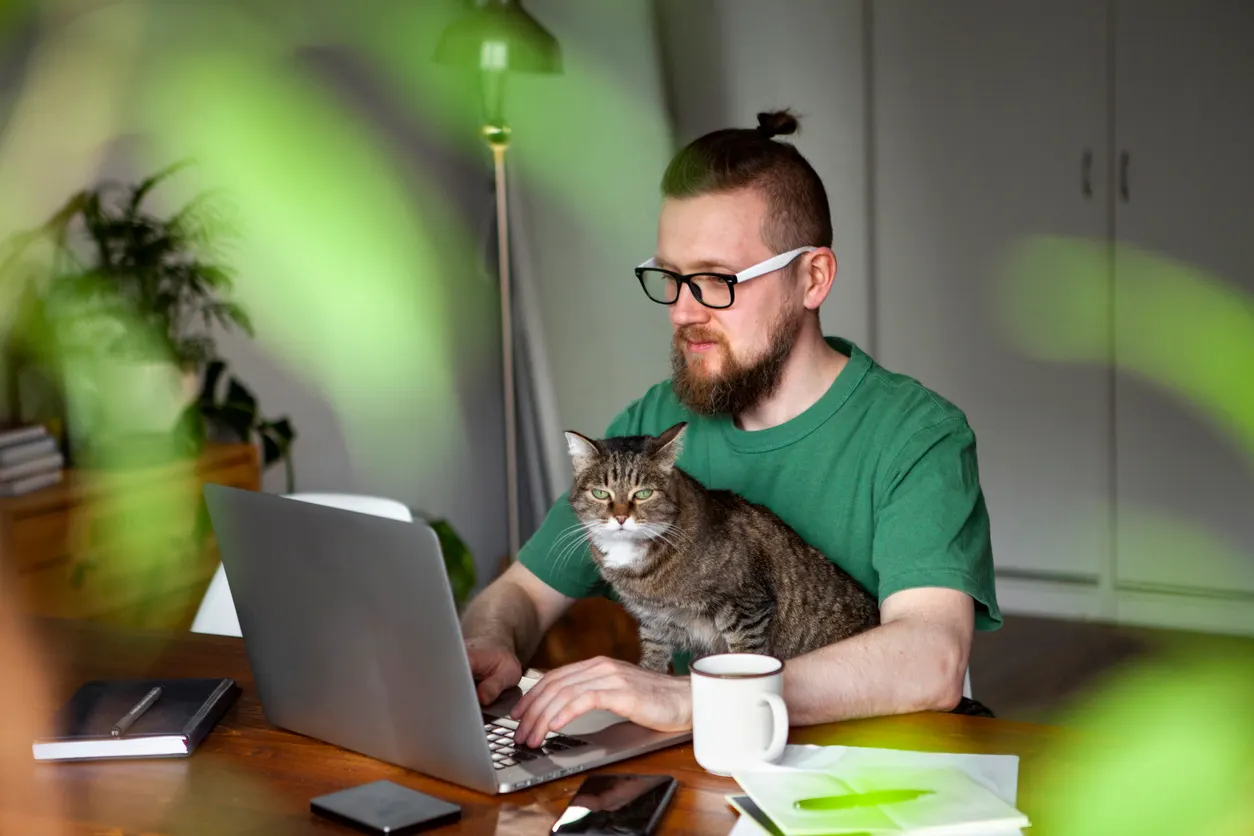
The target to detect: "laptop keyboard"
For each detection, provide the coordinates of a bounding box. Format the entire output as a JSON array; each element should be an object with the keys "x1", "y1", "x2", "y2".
[{"x1": 483, "y1": 717, "x2": 588, "y2": 769}]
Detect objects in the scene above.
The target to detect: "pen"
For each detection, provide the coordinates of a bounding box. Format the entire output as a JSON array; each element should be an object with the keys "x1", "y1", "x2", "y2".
[
  {"x1": 793, "y1": 788, "x2": 933, "y2": 811},
  {"x1": 111, "y1": 686, "x2": 163, "y2": 738}
]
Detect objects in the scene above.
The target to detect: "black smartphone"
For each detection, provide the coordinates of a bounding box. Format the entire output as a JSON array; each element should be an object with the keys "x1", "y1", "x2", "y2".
[
  {"x1": 310, "y1": 780, "x2": 461, "y2": 835},
  {"x1": 550, "y1": 774, "x2": 678, "y2": 836}
]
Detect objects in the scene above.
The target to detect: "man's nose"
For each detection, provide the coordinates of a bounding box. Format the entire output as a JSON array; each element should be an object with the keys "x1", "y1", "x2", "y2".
[{"x1": 669, "y1": 282, "x2": 709, "y2": 328}]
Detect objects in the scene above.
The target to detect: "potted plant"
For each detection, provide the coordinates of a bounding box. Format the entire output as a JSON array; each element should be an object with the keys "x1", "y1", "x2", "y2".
[{"x1": 3, "y1": 162, "x2": 296, "y2": 486}]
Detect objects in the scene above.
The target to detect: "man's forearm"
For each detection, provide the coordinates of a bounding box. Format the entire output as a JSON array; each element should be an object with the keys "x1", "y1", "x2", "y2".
[
  {"x1": 460, "y1": 580, "x2": 545, "y2": 662},
  {"x1": 782, "y1": 617, "x2": 968, "y2": 726}
]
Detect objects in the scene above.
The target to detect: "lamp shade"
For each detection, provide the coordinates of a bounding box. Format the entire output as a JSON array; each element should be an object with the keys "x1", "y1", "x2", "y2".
[{"x1": 434, "y1": 0, "x2": 562, "y2": 75}]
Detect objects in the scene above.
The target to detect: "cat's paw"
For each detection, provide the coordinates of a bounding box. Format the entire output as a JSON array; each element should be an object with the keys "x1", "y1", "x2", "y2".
[
  {"x1": 638, "y1": 656, "x2": 671, "y2": 674},
  {"x1": 637, "y1": 645, "x2": 673, "y2": 674},
  {"x1": 726, "y1": 637, "x2": 771, "y2": 657}
]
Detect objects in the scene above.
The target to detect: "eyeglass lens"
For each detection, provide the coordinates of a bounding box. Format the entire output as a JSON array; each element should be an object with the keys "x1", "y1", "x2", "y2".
[{"x1": 638, "y1": 270, "x2": 733, "y2": 308}]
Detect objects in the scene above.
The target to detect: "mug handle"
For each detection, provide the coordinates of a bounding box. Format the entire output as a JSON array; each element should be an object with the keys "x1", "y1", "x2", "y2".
[{"x1": 757, "y1": 692, "x2": 789, "y2": 762}]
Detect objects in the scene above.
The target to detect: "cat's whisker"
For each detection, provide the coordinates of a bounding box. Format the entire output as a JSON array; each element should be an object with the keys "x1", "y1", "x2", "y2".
[
  {"x1": 549, "y1": 522, "x2": 597, "y2": 555},
  {"x1": 659, "y1": 526, "x2": 697, "y2": 550},
  {"x1": 644, "y1": 522, "x2": 693, "y2": 548},
  {"x1": 659, "y1": 533, "x2": 690, "y2": 555},
  {"x1": 550, "y1": 522, "x2": 597, "y2": 575},
  {"x1": 550, "y1": 528, "x2": 592, "y2": 553},
  {"x1": 550, "y1": 538, "x2": 585, "y2": 577},
  {"x1": 550, "y1": 521, "x2": 593, "y2": 544}
]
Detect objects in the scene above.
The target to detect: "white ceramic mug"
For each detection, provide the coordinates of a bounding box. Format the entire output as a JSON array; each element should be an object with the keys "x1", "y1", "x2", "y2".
[{"x1": 689, "y1": 653, "x2": 789, "y2": 776}]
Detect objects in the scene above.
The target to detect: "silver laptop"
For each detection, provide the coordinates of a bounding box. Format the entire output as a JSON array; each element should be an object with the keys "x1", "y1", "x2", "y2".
[{"x1": 202, "y1": 484, "x2": 689, "y2": 793}]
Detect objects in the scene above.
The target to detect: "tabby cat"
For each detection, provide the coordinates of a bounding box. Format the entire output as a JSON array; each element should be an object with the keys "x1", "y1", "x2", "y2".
[{"x1": 564, "y1": 422, "x2": 879, "y2": 672}]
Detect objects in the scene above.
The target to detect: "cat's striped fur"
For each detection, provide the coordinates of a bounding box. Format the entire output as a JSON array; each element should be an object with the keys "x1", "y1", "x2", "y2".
[{"x1": 564, "y1": 422, "x2": 879, "y2": 672}]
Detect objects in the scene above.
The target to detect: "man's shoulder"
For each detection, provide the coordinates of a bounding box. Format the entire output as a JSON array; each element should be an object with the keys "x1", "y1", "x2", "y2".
[{"x1": 856, "y1": 345, "x2": 971, "y2": 435}]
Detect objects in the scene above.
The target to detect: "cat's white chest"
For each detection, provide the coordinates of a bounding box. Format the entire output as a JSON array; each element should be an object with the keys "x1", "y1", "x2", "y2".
[{"x1": 598, "y1": 538, "x2": 647, "y2": 570}]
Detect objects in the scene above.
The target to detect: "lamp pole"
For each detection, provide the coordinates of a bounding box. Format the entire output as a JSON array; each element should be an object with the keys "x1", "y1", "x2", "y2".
[{"x1": 484, "y1": 114, "x2": 520, "y2": 560}]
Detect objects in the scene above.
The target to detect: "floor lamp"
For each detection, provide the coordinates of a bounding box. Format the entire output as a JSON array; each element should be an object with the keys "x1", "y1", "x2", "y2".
[{"x1": 435, "y1": 1, "x2": 562, "y2": 560}]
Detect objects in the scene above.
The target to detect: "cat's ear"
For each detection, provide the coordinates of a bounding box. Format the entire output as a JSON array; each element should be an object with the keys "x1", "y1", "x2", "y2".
[
  {"x1": 653, "y1": 422, "x2": 688, "y2": 467},
  {"x1": 564, "y1": 431, "x2": 601, "y2": 471}
]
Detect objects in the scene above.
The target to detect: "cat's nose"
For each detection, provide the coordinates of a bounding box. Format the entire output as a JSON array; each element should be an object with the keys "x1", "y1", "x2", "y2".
[{"x1": 615, "y1": 515, "x2": 628, "y2": 525}]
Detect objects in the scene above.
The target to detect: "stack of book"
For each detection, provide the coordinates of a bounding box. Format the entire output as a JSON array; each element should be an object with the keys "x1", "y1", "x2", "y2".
[{"x1": 0, "y1": 424, "x2": 65, "y2": 497}]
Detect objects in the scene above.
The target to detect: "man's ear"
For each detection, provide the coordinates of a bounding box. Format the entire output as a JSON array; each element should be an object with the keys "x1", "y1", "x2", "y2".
[
  {"x1": 802, "y1": 247, "x2": 837, "y2": 311},
  {"x1": 652, "y1": 422, "x2": 687, "y2": 467},
  {"x1": 565, "y1": 431, "x2": 601, "y2": 471}
]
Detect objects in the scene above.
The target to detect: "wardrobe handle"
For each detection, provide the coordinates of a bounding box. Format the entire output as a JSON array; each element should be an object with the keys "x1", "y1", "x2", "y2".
[
  {"x1": 1081, "y1": 149, "x2": 1093, "y2": 199},
  {"x1": 1119, "y1": 150, "x2": 1130, "y2": 202}
]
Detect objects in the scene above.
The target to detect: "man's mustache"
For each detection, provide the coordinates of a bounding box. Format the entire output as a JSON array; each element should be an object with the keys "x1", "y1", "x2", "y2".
[{"x1": 674, "y1": 326, "x2": 726, "y2": 347}]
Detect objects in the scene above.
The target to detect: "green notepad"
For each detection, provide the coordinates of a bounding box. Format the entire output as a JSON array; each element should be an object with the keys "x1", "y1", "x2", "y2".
[{"x1": 731, "y1": 765, "x2": 1029, "y2": 835}]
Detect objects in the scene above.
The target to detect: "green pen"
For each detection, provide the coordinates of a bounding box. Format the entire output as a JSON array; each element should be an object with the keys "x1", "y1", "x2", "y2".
[{"x1": 793, "y1": 788, "x2": 934, "y2": 812}]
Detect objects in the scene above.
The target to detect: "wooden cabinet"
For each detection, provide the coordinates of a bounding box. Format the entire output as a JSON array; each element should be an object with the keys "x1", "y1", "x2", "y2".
[
  {"x1": 0, "y1": 443, "x2": 260, "y2": 630},
  {"x1": 872, "y1": 0, "x2": 1254, "y2": 634},
  {"x1": 1110, "y1": 0, "x2": 1254, "y2": 610},
  {"x1": 872, "y1": 0, "x2": 1114, "y2": 586}
]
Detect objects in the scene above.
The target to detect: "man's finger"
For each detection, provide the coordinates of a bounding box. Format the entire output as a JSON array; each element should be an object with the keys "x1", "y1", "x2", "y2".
[
  {"x1": 475, "y1": 658, "x2": 520, "y2": 706},
  {"x1": 511, "y1": 658, "x2": 600, "y2": 722},
  {"x1": 477, "y1": 671, "x2": 508, "y2": 705},
  {"x1": 535, "y1": 689, "x2": 612, "y2": 746},
  {"x1": 476, "y1": 677, "x2": 500, "y2": 704},
  {"x1": 512, "y1": 662, "x2": 618, "y2": 741},
  {"x1": 548, "y1": 688, "x2": 625, "y2": 735},
  {"x1": 524, "y1": 685, "x2": 608, "y2": 747}
]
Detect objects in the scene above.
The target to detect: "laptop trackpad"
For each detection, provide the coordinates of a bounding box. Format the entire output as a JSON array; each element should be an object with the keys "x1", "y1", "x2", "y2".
[
  {"x1": 518, "y1": 673, "x2": 628, "y2": 736},
  {"x1": 555, "y1": 709, "x2": 627, "y2": 735}
]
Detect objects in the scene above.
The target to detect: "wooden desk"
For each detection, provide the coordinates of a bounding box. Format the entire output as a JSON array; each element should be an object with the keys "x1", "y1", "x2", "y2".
[
  {"x1": 0, "y1": 444, "x2": 261, "y2": 631},
  {"x1": 10, "y1": 619, "x2": 1065, "y2": 835}
]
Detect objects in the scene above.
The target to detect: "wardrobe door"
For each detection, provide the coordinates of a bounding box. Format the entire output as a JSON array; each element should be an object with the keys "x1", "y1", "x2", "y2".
[
  {"x1": 1113, "y1": 1, "x2": 1254, "y2": 607},
  {"x1": 873, "y1": 1, "x2": 1112, "y2": 586}
]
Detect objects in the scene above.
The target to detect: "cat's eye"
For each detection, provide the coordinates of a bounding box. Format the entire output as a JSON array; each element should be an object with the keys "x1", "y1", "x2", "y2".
[
  {"x1": 633, "y1": 489, "x2": 653, "y2": 500},
  {"x1": 591, "y1": 489, "x2": 610, "y2": 500}
]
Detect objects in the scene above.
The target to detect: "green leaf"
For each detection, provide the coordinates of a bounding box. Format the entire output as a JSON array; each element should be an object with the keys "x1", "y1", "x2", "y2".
[
  {"x1": 429, "y1": 519, "x2": 477, "y2": 609},
  {"x1": 263, "y1": 417, "x2": 295, "y2": 445},
  {"x1": 224, "y1": 377, "x2": 258, "y2": 418},
  {"x1": 199, "y1": 359, "x2": 226, "y2": 404},
  {"x1": 257, "y1": 417, "x2": 294, "y2": 466},
  {"x1": 260, "y1": 430, "x2": 281, "y2": 466}
]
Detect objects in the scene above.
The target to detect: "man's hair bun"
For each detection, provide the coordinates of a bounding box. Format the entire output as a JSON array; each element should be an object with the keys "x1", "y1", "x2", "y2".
[{"x1": 755, "y1": 109, "x2": 800, "y2": 138}]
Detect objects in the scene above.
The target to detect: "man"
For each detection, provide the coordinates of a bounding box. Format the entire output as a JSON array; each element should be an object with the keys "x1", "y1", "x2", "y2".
[{"x1": 461, "y1": 110, "x2": 1001, "y2": 749}]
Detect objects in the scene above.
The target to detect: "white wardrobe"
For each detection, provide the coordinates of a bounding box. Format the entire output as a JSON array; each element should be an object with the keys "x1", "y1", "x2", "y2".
[{"x1": 872, "y1": 1, "x2": 1254, "y2": 634}]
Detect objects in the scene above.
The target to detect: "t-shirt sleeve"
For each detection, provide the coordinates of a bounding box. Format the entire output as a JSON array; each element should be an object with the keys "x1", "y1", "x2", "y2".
[
  {"x1": 871, "y1": 417, "x2": 1002, "y2": 631},
  {"x1": 515, "y1": 402, "x2": 645, "y2": 599}
]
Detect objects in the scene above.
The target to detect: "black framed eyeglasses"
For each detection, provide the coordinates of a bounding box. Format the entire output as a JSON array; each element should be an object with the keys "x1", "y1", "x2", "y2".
[{"x1": 633, "y1": 246, "x2": 816, "y2": 309}]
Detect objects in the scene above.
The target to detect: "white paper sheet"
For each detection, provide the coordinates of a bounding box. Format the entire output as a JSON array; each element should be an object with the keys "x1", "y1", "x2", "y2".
[{"x1": 726, "y1": 744, "x2": 1023, "y2": 836}]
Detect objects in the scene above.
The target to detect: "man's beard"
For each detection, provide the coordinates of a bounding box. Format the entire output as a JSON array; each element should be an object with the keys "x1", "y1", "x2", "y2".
[{"x1": 670, "y1": 309, "x2": 804, "y2": 416}]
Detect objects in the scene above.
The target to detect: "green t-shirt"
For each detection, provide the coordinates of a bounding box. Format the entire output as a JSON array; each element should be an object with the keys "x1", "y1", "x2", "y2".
[{"x1": 518, "y1": 337, "x2": 1001, "y2": 671}]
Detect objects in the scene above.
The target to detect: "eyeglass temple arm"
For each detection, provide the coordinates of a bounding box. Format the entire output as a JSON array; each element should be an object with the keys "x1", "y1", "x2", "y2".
[{"x1": 734, "y1": 246, "x2": 817, "y2": 283}]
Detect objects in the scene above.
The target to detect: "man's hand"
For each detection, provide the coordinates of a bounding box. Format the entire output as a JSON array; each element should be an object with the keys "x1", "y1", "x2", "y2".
[
  {"x1": 509, "y1": 656, "x2": 692, "y2": 748},
  {"x1": 466, "y1": 637, "x2": 522, "y2": 705}
]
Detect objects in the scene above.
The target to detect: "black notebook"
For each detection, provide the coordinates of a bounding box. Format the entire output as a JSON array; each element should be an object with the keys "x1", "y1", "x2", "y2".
[{"x1": 32, "y1": 678, "x2": 240, "y2": 762}]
